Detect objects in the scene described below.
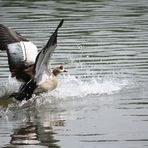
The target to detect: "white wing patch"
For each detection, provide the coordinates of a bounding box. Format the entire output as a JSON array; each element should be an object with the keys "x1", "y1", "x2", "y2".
[
  {"x1": 8, "y1": 41, "x2": 38, "y2": 66},
  {"x1": 21, "y1": 41, "x2": 38, "y2": 65},
  {"x1": 8, "y1": 42, "x2": 25, "y2": 65}
]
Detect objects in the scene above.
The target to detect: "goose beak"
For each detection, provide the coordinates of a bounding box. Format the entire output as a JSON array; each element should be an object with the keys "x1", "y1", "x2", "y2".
[{"x1": 63, "y1": 69, "x2": 68, "y2": 72}]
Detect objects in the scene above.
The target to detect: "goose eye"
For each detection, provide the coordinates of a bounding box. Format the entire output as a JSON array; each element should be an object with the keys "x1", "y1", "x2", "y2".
[{"x1": 59, "y1": 65, "x2": 63, "y2": 70}]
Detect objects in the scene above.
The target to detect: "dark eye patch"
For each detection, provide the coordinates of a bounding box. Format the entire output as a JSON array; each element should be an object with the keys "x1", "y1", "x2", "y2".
[{"x1": 59, "y1": 65, "x2": 63, "y2": 70}]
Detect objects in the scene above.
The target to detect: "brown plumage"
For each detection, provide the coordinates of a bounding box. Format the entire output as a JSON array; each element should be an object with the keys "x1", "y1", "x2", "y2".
[
  {"x1": 12, "y1": 20, "x2": 66, "y2": 101},
  {"x1": 11, "y1": 65, "x2": 34, "y2": 82}
]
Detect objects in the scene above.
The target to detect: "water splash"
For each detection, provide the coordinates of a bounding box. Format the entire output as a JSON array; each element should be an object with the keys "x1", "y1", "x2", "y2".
[
  {"x1": 0, "y1": 76, "x2": 22, "y2": 99},
  {"x1": 48, "y1": 75, "x2": 130, "y2": 99},
  {"x1": 0, "y1": 74, "x2": 132, "y2": 109},
  {"x1": 0, "y1": 74, "x2": 134, "y2": 119}
]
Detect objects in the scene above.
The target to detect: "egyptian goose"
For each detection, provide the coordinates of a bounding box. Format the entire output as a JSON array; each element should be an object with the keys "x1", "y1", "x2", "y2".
[{"x1": 0, "y1": 20, "x2": 67, "y2": 101}]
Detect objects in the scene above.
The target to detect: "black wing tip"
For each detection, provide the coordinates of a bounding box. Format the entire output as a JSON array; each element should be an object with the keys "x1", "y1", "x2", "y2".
[
  {"x1": 57, "y1": 19, "x2": 64, "y2": 30},
  {"x1": 43, "y1": 19, "x2": 64, "y2": 50},
  {"x1": 11, "y1": 80, "x2": 37, "y2": 101},
  {"x1": 10, "y1": 93, "x2": 23, "y2": 101},
  {"x1": 9, "y1": 92, "x2": 24, "y2": 101}
]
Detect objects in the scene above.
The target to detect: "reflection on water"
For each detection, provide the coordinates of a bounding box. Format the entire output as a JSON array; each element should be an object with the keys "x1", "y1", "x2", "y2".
[
  {"x1": 10, "y1": 122, "x2": 60, "y2": 147},
  {"x1": 11, "y1": 123, "x2": 58, "y2": 146},
  {"x1": 2, "y1": 104, "x2": 65, "y2": 148},
  {"x1": 1, "y1": 0, "x2": 148, "y2": 148}
]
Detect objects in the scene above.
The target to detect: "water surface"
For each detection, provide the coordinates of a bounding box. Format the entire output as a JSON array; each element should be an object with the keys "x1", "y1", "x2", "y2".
[{"x1": 0, "y1": 0, "x2": 148, "y2": 147}]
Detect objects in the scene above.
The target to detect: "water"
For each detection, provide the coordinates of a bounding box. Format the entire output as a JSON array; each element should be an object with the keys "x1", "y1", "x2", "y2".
[{"x1": 0, "y1": 0, "x2": 148, "y2": 147}]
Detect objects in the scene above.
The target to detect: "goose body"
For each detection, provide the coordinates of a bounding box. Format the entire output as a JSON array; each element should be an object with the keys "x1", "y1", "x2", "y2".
[{"x1": 35, "y1": 74, "x2": 58, "y2": 94}]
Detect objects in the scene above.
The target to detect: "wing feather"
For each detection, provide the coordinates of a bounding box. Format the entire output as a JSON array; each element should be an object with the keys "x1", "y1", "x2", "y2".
[
  {"x1": 34, "y1": 19, "x2": 64, "y2": 76},
  {"x1": 0, "y1": 24, "x2": 38, "y2": 81},
  {"x1": 0, "y1": 24, "x2": 28, "y2": 51},
  {"x1": 12, "y1": 79, "x2": 37, "y2": 101}
]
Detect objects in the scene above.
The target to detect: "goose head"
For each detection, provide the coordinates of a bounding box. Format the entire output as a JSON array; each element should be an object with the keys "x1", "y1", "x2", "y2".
[{"x1": 52, "y1": 65, "x2": 67, "y2": 76}]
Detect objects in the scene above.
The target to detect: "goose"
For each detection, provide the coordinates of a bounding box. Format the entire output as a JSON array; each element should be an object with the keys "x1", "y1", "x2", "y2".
[{"x1": 0, "y1": 20, "x2": 67, "y2": 101}]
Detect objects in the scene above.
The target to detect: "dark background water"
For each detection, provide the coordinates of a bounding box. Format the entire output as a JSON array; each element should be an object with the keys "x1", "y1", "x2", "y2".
[{"x1": 0, "y1": 0, "x2": 148, "y2": 147}]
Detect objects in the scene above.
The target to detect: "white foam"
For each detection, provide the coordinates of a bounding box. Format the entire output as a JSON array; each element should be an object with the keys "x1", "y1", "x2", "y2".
[
  {"x1": 0, "y1": 74, "x2": 134, "y2": 119},
  {"x1": 0, "y1": 76, "x2": 22, "y2": 99},
  {"x1": 48, "y1": 75, "x2": 130, "y2": 99},
  {"x1": 0, "y1": 74, "x2": 131, "y2": 104}
]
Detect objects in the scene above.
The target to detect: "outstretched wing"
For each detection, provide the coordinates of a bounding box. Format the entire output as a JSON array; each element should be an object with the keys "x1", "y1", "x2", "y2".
[
  {"x1": 0, "y1": 24, "x2": 28, "y2": 51},
  {"x1": 34, "y1": 19, "x2": 64, "y2": 77},
  {"x1": 13, "y1": 19, "x2": 64, "y2": 101},
  {"x1": 0, "y1": 24, "x2": 38, "y2": 82}
]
